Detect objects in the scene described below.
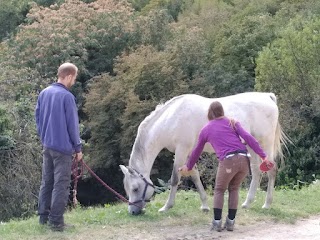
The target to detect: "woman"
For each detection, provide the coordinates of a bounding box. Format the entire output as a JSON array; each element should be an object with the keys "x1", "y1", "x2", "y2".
[{"x1": 179, "y1": 101, "x2": 272, "y2": 232}]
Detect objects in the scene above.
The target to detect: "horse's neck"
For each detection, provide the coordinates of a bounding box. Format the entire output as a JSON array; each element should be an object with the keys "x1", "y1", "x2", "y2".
[
  {"x1": 129, "y1": 96, "x2": 185, "y2": 176},
  {"x1": 129, "y1": 133, "x2": 163, "y2": 177}
]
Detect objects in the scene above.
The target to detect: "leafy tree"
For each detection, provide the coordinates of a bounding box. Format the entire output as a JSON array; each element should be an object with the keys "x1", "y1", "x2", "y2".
[
  {"x1": 2, "y1": 0, "x2": 143, "y2": 130},
  {"x1": 0, "y1": 0, "x2": 66, "y2": 41},
  {"x1": 128, "y1": 0, "x2": 151, "y2": 11},
  {"x1": 135, "y1": 0, "x2": 190, "y2": 21},
  {"x1": 255, "y1": 16, "x2": 320, "y2": 184},
  {"x1": 137, "y1": 9, "x2": 174, "y2": 50},
  {"x1": 0, "y1": 96, "x2": 42, "y2": 222},
  {"x1": 35, "y1": 0, "x2": 65, "y2": 6},
  {"x1": 0, "y1": 0, "x2": 29, "y2": 40},
  {"x1": 0, "y1": 107, "x2": 14, "y2": 150},
  {"x1": 165, "y1": 26, "x2": 214, "y2": 96},
  {"x1": 7, "y1": 0, "x2": 136, "y2": 83},
  {"x1": 0, "y1": 44, "x2": 47, "y2": 222},
  {"x1": 167, "y1": 27, "x2": 211, "y2": 80},
  {"x1": 209, "y1": 1, "x2": 283, "y2": 94}
]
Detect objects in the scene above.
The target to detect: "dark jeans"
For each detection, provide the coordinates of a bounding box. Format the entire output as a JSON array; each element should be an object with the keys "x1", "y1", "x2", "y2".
[
  {"x1": 38, "y1": 148, "x2": 72, "y2": 225},
  {"x1": 214, "y1": 154, "x2": 249, "y2": 210}
]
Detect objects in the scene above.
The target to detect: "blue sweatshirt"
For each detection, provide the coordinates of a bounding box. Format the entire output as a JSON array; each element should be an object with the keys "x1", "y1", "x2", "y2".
[{"x1": 35, "y1": 83, "x2": 82, "y2": 155}]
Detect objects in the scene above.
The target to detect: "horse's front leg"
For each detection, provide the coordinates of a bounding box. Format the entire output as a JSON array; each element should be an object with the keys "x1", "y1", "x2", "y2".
[
  {"x1": 158, "y1": 163, "x2": 180, "y2": 212},
  {"x1": 190, "y1": 166, "x2": 210, "y2": 212},
  {"x1": 159, "y1": 147, "x2": 191, "y2": 212},
  {"x1": 159, "y1": 147, "x2": 209, "y2": 212}
]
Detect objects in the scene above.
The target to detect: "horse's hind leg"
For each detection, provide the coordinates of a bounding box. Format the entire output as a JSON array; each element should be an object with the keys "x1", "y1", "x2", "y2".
[
  {"x1": 242, "y1": 152, "x2": 261, "y2": 209},
  {"x1": 263, "y1": 166, "x2": 277, "y2": 208},
  {"x1": 243, "y1": 141, "x2": 276, "y2": 209},
  {"x1": 190, "y1": 166, "x2": 210, "y2": 212}
]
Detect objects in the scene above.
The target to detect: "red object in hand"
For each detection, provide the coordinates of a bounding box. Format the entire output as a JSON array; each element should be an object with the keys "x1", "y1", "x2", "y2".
[{"x1": 260, "y1": 160, "x2": 274, "y2": 172}]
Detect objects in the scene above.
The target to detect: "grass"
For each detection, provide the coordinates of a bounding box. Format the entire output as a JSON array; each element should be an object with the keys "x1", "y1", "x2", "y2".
[{"x1": 1, "y1": 181, "x2": 320, "y2": 240}]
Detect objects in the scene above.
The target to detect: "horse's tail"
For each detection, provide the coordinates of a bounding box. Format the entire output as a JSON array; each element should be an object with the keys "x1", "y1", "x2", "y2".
[
  {"x1": 274, "y1": 122, "x2": 292, "y2": 170},
  {"x1": 270, "y1": 93, "x2": 292, "y2": 170}
]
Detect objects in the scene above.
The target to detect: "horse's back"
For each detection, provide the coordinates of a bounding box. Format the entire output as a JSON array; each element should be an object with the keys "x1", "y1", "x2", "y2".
[
  {"x1": 219, "y1": 92, "x2": 279, "y2": 135},
  {"x1": 161, "y1": 92, "x2": 278, "y2": 129},
  {"x1": 149, "y1": 92, "x2": 279, "y2": 153}
]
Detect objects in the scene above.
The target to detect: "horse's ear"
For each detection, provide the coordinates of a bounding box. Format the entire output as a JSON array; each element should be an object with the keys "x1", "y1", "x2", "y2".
[
  {"x1": 119, "y1": 165, "x2": 129, "y2": 176},
  {"x1": 119, "y1": 165, "x2": 135, "y2": 176},
  {"x1": 127, "y1": 166, "x2": 135, "y2": 175}
]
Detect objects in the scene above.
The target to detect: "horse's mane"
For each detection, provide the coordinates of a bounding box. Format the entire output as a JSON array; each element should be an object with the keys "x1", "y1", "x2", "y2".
[{"x1": 130, "y1": 95, "x2": 186, "y2": 165}]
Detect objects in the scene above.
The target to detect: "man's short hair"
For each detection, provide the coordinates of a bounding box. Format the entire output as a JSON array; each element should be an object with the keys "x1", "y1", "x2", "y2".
[{"x1": 57, "y1": 62, "x2": 78, "y2": 79}]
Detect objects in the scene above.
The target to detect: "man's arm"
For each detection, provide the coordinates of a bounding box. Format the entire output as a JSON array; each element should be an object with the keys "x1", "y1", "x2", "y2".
[{"x1": 65, "y1": 94, "x2": 82, "y2": 156}]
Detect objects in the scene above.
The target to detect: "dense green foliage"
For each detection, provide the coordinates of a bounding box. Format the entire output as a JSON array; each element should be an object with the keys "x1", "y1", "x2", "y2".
[
  {"x1": 256, "y1": 15, "x2": 320, "y2": 184},
  {"x1": 0, "y1": 0, "x2": 66, "y2": 41},
  {"x1": 0, "y1": 106, "x2": 14, "y2": 149},
  {"x1": 0, "y1": 0, "x2": 319, "y2": 221}
]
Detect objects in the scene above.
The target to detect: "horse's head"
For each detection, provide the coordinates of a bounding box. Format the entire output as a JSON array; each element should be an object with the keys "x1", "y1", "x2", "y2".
[{"x1": 119, "y1": 165, "x2": 155, "y2": 215}]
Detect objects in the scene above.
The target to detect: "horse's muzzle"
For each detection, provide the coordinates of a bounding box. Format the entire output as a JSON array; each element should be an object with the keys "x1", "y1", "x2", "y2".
[{"x1": 128, "y1": 205, "x2": 143, "y2": 215}]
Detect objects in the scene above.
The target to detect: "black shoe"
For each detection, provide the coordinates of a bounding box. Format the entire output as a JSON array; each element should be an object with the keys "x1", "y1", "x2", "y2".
[
  {"x1": 49, "y1": 223, "x2": 75, "y2": 232},
  {"x1": 39, "y1": 216, "x2": 48, "y2": 225}
]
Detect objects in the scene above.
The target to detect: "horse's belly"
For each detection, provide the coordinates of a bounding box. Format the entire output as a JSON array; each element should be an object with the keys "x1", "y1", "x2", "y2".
[{"x1": 203, "y1": 143, "x2": 215, "y2": 153}]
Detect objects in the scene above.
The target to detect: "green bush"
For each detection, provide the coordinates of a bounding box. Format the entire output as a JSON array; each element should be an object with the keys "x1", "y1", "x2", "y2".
[{"x1": 256, "y1": 16, "x2": 320, "y2": 186}]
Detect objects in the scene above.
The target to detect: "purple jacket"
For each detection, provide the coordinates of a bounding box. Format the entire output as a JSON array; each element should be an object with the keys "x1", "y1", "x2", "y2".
[
  {"x1": 35, "y1": 83, "x2": 82, "y2": 155},
  {"x1": 186, "y1": 117, "x2": 266, "y2": 170}
]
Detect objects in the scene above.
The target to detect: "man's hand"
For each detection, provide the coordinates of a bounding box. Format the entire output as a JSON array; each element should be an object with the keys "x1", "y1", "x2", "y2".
[{"x1": 74, "y1": 151, "x2": 83, "y2": 162}]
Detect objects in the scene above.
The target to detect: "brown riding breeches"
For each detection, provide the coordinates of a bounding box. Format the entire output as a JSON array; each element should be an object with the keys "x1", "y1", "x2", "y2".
[{"x1": 213, "y1": 154, "x2": 249, "y2": 209}]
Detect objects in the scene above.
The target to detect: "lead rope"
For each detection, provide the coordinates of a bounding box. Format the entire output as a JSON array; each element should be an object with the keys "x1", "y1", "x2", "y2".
[
  {"x1": 72, "y1": 158, "x2": 133, "y2": 207},
  {"x1": 72, "y1": 158, "x2": 84, "y2": 207}
]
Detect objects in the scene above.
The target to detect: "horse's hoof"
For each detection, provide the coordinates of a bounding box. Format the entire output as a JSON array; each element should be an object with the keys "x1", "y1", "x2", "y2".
[
  {"x1": 201, "y1": 207, "x2": 210, "y2": 213},
  {"x1": 262, "y1": 204, "x2": 270, "y2": 209},
  {"x1": 158, "y1": 206, "x2": 168, "y2": 212},
  {"x1": 241, "y1": 203, "x2": 250, "y2": 209}
]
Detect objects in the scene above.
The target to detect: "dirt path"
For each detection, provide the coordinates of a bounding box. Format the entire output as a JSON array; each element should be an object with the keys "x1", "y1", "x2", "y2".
[
  {"x1": 117, "y1": 216, "x2": 320, "y2": 240},
  {"x1": 20, "y1": 214, "x2": 320, "y2": 240},
  {"x1": 101, "y1": 215, "x2": 320, "y2": 240},
  {"x1": 160, "y1": 215, "x2": 320, "y2": 240}
]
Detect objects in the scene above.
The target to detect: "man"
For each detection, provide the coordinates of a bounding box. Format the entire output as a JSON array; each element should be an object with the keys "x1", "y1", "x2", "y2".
[{"x1": 35, "y1": 62, "x2": 83, "y2": 231}]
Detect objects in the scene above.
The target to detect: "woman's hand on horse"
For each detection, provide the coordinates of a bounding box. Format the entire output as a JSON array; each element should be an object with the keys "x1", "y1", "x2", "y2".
[
  {"x1": 261, "y1": 157, "x2": 275, "y2": 168},
  {"x1": 178, "y1": 165, "x2": 190, "y2": 176}
]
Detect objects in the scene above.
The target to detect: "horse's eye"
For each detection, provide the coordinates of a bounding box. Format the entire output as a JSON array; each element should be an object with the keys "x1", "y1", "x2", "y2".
[{"x1": 133, "y1": 188, "x2": 139, "y2": 193}]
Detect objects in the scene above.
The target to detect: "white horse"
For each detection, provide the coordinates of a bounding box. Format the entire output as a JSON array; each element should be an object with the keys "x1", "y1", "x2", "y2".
[{"x1": 120, "y1": 92, "x2": 287, "y2": 215}]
